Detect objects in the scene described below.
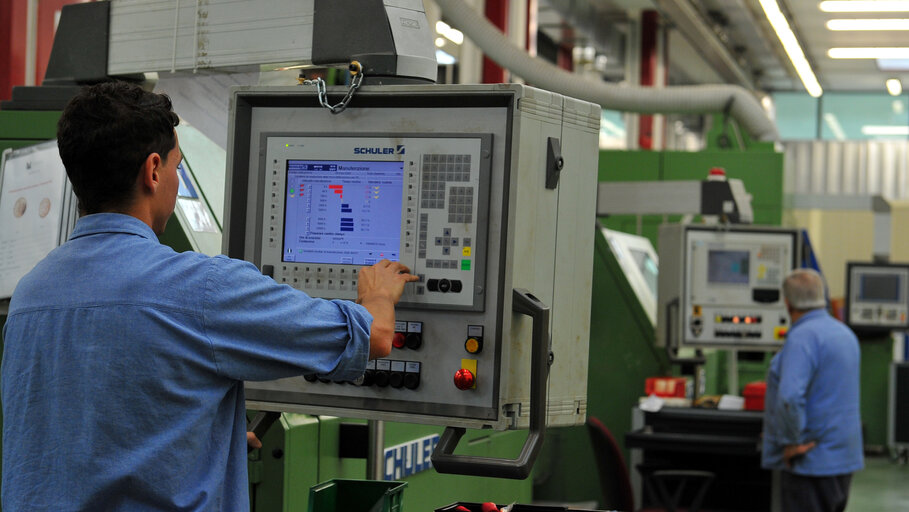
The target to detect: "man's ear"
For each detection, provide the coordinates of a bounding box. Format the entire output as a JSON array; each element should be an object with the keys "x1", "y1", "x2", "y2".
[{"x1": 140, "y1": 153, "x2": 162, "y2": 192}]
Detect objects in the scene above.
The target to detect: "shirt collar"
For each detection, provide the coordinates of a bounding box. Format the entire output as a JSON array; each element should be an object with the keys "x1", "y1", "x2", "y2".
[
  {"x1": 791, "y1": 307, "x2": 827, "y2": 329},
  {"x1": 68, "y1": 213, "x2": 157, "y2": 242}
]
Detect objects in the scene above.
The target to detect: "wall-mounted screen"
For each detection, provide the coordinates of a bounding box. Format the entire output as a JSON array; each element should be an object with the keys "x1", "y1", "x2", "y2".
[
  {"x1": 859, "y1": 274, "x2": 901, "y2": 303},
  {"x1": 708, "y1": 250, "x2": 750, "y2": 285},
  {"x1": 282, "y1": 160, "x2": 404, "y2": 265}
]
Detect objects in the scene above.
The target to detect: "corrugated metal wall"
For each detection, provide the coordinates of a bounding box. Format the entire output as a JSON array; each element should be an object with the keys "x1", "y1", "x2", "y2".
[{"x1": 783, "y1": 140, "x2": 909, "y2": 199}]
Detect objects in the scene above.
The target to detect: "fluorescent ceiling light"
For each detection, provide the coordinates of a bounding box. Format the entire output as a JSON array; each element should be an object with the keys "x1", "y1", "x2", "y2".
[
  {"x1": 435, "y1": 21, "x2": 464, "y2": 45},
  {"x1": 827, "y1": 18, "x2": 909, "y2": 30},
  {"x1": 829, "y1": 47, "x2": 909, "y2": 58},
  {"x1": 759, "y1": 0, "x2": 823, "y2": 97},
  {"x1": 887, "y1": 78, "x2": 903, "y2": 94},
  {"x1": 820, "y1": 1, "x2": 909, "y2": 12},
  {"x1": 878, "y1": 58, "x2": 909, "y2": 69},
  {"x1": 823, "y1": 113, "x2": 847, "y2": 140},
  {"x1": 435, "y1": 49, "x2": 456, "y2": 66},
  {"x1": 862, "y1": 125, "x2": 909, "y2": 135}
]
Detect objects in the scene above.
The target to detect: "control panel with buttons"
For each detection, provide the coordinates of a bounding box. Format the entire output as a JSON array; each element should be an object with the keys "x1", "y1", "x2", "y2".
[
  {"x1": 658, "y1": 225, "x2": 798, "y2": 351},
  {"x1": 845, "y1": 262, "x2": 909, "y2": 331},
  {"x1": 226, "y1": 84, "x2": 598, "y2": 431},
  {"x1": 260, "y1": 135, "x2": 489, "y2": 312}
]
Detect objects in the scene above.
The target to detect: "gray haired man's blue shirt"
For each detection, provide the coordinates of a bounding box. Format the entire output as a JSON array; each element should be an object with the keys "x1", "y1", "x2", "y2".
[{"x1": 762, "y1": 308, "x2": 864, "y2": 476}]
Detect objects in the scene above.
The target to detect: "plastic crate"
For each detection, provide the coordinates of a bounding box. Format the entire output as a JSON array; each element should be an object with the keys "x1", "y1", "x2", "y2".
[{"x1": 308, "y1": 479, "x2": 407, "y2": 512}]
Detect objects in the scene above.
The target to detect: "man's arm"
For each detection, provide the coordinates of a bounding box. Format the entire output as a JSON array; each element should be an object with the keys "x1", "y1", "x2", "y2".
[
  {"x1": 777, "y1": 335, "x2": 817, "y2": 444},
  {"x1": 357, "y1": 260, "x2": 419, "y2": 359}
]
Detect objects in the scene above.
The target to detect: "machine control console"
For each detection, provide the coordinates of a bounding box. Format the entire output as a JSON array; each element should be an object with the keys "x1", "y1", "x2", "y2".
[
  {"x1": 261, "y1": 135, "x2": 490, "y2": 311},
  {"x1": 846, "y1": 262, "x2": 909, "y2": 331}
]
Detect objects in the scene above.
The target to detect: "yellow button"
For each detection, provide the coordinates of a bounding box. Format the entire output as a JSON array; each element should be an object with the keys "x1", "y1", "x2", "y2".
[
  {"x1": 462, "y1": 247, "x2": 471, "y2": 257},
  {"x1": 465, "y1": 338, "x2": 480, "y2": 354}
]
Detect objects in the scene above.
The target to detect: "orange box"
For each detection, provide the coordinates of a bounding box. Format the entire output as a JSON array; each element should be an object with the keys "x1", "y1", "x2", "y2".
[{"x1": 645, "y1": 377, "x2": 688, "y2": 398}]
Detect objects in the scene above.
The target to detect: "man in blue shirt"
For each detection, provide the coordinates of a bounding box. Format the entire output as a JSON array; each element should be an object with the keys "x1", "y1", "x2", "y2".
[
  {"x1": 1, "y1": 81, "x2": 418, "y2": 510},
  {"x1": 762, "y1": 268, "x2": 863, "y2": 512}
]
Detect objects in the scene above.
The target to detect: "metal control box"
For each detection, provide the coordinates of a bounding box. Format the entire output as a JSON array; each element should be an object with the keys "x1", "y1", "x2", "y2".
[
  {"x1": 657, "y1": 224, "x2": 798, "y2": 351},
  {"x1": 845, "y1": 262, "x2": 909, "y2": 331},
  {"x1": 223, "y1": 84, "x2": 599, "y2": 431}
]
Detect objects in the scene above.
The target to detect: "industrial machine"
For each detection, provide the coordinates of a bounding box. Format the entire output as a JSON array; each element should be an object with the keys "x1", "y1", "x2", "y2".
[
  {"x1": 223, "y1": 83, "x2": 600, "y2": 478},
  {"x1": 845, "y1": 262, "x2": 909, "y2": 332},
  {"x1": 657, "y1": 224, "x2": 799, "y2": 352}
]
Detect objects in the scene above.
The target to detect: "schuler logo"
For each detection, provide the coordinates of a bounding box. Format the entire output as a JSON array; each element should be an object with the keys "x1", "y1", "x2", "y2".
[{"x1": 354, "y1": 145, "x2": 405, "y2": 155}]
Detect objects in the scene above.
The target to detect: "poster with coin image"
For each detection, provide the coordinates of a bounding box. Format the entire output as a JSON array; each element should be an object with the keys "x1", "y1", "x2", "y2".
[{"x1": 0, "y1": 141, "x2": 68, "y2": 299}]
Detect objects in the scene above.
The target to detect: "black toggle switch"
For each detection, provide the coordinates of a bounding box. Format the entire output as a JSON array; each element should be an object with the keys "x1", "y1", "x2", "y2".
[
  {"x1": 405, "y1": 332, "x2": 423, "y2": 350},
  {"x1": 404, "y1": 373, "x2": 420, "y2": 390}
]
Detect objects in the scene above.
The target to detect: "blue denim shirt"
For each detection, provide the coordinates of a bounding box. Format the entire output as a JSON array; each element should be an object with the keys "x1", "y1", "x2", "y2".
[
  {"x1": 2, "y1": 213, "x2": 371, "y2": 511},
  {"x1": 761, "y1": 309, "x2": 864, "y2": 476}
]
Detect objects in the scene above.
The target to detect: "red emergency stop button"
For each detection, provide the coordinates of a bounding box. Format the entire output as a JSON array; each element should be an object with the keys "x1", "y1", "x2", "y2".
[
  {"x1": 454, "y1": 368, "x2": 475, "y2": 390},
  {"x1": 392, "y1": 332, "x2": 406, "y2": 349}
]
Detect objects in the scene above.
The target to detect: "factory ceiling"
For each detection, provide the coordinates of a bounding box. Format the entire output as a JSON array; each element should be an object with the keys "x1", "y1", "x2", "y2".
[{"x1": 538, "y1": 0, "x2": 909, "y2": 95}]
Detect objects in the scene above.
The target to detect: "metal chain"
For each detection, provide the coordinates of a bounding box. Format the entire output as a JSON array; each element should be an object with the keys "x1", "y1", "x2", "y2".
[{"x1": 298, "y1": 62, "x2": 364, "y2": 115}]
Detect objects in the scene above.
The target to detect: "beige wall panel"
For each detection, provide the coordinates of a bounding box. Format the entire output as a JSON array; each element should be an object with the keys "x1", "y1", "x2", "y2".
[{"x1": 784, "y1": 209, "x2": 874, "y2": 298}]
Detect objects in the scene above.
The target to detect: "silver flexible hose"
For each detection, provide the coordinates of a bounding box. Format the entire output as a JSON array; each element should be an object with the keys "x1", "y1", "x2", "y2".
[{"x1": 434, "y1": 0, "x2": 779, "y2": 141}]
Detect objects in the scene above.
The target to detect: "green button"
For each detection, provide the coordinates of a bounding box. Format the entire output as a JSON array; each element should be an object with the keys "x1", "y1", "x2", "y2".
[{"x1": 461, "y1": 259, "x2": 471, "y2": 270}]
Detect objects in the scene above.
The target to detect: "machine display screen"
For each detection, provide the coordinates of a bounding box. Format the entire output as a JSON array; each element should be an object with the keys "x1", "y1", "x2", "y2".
[
  {"x1": 630, "y1": 248, "x2": 658, "y2": 296},
  {"x1": 707, "y1": 250, "x2": 750, "y2": 284},
  {"x1": 859, "y1": 274, "x2": 901, "y2": 302},
  {"x1": 282, "y1": 160, "x2": 404, "y2": 265}
]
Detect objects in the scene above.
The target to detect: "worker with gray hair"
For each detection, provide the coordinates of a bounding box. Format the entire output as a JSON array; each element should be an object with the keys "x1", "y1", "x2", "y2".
[{"x1": 761, "y1": 268, "x2": 864, "y2": 512}]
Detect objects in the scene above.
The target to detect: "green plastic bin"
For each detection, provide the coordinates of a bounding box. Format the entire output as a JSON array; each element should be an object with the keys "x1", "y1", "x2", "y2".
[{"x1": 308, "y1": 479, "x2": 407, "y2": 512}]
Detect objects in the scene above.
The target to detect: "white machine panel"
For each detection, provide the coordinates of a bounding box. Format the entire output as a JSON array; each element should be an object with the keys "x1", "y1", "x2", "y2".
[
  {"x1": 846, "y1": 262, "x2": 909, "y2": 331},
  {"x1": 223, "y1": 84, "x2": 600, "y2": 431},
  {"x1": 658, "y1": 225, "x2": 798, "y2": 351},
  {"x1": 602, "y1": 226, "x2": 658, "y2": 326}
]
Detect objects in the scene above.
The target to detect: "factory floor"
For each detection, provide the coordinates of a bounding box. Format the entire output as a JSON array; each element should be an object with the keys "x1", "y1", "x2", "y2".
[{"x1": 845, "y1": 455, "x2": 909, "y2": 511}]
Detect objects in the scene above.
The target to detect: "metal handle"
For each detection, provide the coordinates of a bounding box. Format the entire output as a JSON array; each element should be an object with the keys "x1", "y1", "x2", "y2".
[
  {"x1": 247, "y1": 410, "x2": 281, "y2": 453},
  {"x1": 431, "y1": 288, "x2": 551, "y2": 479}
]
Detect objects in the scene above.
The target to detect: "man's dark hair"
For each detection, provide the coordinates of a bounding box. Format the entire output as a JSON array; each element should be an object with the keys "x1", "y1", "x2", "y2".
[{"x1": 57, "y1": 81, "x2": 179, "y2": 214}]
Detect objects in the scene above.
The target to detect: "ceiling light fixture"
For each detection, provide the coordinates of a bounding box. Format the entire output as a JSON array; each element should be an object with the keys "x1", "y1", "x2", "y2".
[
  {"x1": 827, "y1": 18, "x2": 909, "y2": 30},
  {"x1": 829, "y1": 47, "x2": 909, "y2": 58},
  {"x1": 861, "y1": 125, "x2": 909, "y2": 136},
  {"x1": 435, "y1": 21, "x2": 464, "y2": 45},
  {"x1": 759, "y1": 0, "x2": 823, "y2": 96},
  {"x1": 820, "y1": 1, "x2": 909, "y2": 12},
  {"x1": 887, "y1": 78, "x2": 903, "y2": 95},
  {"x1": 823, "y1": 113, "x2": 847, "y2": 140}
]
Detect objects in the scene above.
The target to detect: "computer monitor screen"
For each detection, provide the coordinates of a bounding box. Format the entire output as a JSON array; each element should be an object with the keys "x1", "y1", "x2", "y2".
[
  {"x1": 708, "y1": 249, "x2": 750, "y2": 284},
  {"x1": 860, "y1": 274, "x2": 901, "y2": 302},
  {"x1": 282, "y1": 160, "x2": 404, "y2": 265},
  {"x1": 629, "y1": 248, "x2": 658, "y2": 297}
]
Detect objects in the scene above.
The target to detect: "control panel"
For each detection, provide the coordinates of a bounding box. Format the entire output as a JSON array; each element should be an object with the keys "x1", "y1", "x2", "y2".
[
  {"x1": 846, "y1": 262, "x2": 909, "y2": 331},
  {"x1": 223, "y1": 84, "x2": 600, "y2": 431},
  {"x1": 262, "y1": 135, "x2": 489, "y2": 311},
  {"x1": 658, "y1": 224, "x2": 798, "y2": 351}
]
